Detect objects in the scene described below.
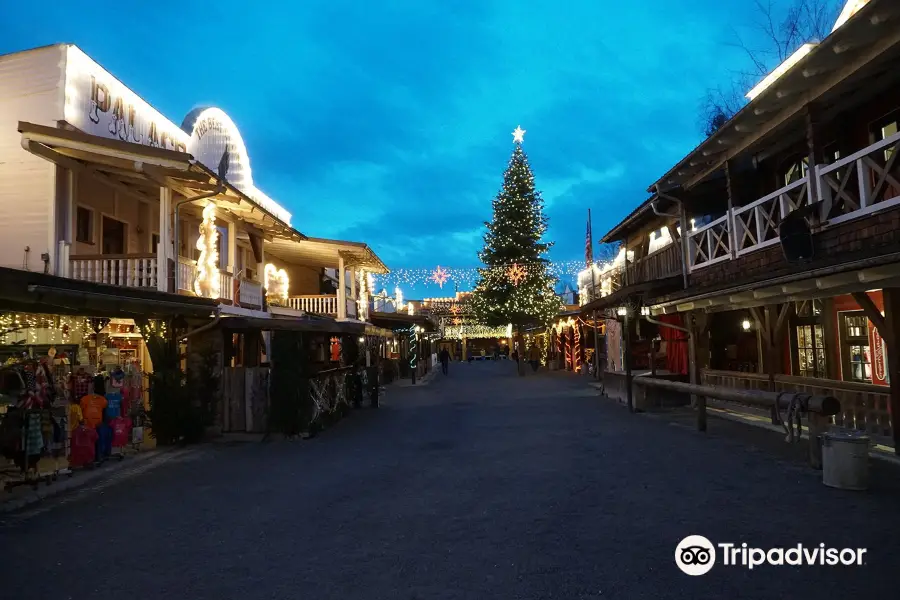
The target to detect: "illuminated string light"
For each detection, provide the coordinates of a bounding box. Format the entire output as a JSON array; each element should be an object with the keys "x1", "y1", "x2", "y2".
[
  {"x1": 264, "y1": 263, "x2": 290, "y2": 305},
  {"x1": 194, "y1": 203, "x2": 221, "y2": 299}
]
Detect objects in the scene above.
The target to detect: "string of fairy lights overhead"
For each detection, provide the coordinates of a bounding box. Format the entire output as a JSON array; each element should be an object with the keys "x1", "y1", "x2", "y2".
[{"x1": 372, "y1": 260, "x2": 587, "y2": 290}]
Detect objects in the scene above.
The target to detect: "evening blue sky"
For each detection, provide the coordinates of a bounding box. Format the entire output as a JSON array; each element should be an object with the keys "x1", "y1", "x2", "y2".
[{"x1": 2, "y1": 1, "x2": 781, "y2": 294}]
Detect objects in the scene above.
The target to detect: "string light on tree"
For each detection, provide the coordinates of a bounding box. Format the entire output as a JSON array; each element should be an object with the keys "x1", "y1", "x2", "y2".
[
  {"x1": 194, "y1": 203, "x2": 221, "y2": 299},
  {"x1": 430, "y1": 265, "x2": 450, "y2": 288},
  {"x1": 471, "y1": 126, "x2": 562, "y2": 337}
]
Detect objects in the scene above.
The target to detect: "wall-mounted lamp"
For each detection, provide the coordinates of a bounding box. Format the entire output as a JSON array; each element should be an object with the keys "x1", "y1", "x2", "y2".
[
  {"x1": 741, "y1": 319, "x2": 752, "y2": 331},
  {"x1": 640, "y1": 306, "x2": 650, "y2": 316},
  {"x1": 358, "y1": 336, "x2": 365, "y2": 343},
  {"x1": 617, "y1": 307, "x2": 627, "y2": 317}
]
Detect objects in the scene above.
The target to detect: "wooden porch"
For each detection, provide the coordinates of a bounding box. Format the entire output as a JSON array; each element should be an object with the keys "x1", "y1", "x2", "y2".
[{"x1": 702, "y1": 369, "x2": 893, "y2": 448}]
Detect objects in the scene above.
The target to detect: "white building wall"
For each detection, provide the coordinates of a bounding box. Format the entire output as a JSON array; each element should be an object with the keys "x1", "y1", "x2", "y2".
[{"x1": 0, "y1": 44, "x2": 65, "y2": 272}]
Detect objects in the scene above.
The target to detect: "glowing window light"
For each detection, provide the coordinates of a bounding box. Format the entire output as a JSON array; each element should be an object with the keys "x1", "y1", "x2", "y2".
[
  {"x1": 746, "y1": 43, "x2": 816, "y2": 101},
  {"x1": 194, "y1": 203, "x2": 221, "y2": 299}
]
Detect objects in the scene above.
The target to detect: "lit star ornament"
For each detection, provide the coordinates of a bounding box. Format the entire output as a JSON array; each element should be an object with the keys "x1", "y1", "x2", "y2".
[
  {"x1": 430, "y1": 265, "x2": 450, "y2": 288},
  {"x1": 507, "y1": 263, "x2": 527, "y2": 286},
  {"x1": 512, "y1": 125, "x2": 526, "y2": 144}
]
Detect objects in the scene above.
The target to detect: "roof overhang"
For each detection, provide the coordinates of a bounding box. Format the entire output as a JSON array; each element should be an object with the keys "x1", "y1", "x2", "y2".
[
  {"x1": 18, "y1": 121, "x2": 304, "y2": 242},
  {"x1": 0, "y1": 267, "x2": 216, "y2": 319},
  {"x1": 650, "y1": 0, "x2": 900, "y2": 193},
  {"x1": 265, "y1": 236, "x2": 389, "y2": 274},
  {"x1": 649, "y1": 255, "x2": 900, "y2": 315}
]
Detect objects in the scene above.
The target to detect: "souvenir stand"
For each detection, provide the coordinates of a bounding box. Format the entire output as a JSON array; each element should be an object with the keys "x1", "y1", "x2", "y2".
[{"x1": 0, "y1": 356, "x2": 72, "y2": 491}]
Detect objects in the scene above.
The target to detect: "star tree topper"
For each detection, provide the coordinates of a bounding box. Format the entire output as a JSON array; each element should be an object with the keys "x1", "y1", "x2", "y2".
[
  {"x1": 512, "y1": 125, "x2": 526, "y2": 144},
  {"x1": 430, "y1": 265, "x2": 450, "y2": 288}
]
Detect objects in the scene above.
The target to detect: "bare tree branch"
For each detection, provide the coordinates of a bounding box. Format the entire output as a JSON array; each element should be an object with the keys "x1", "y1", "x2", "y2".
[{"x1": 698, "y1": 0, "x2": 842, "y2": 136}]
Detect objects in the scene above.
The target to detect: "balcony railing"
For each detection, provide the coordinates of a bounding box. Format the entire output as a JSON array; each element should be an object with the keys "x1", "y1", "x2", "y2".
[
  {"x1": 732, "y1": 176, "x2": 810, "y2": 256},
  {"x1": 238, "y1": 279, "x2": 263, "y2": 308},
  {"x1": 815, "y1": 128, "x2": 900, "y2": 225},
  {"x1": 687, "y1": 214, "x2": 731, "y2": 271},
  {"x1": 177, "y1": 256, "x2": 196, "y2": 292},
  {"x1": 682, "y1": 132, "x2": 900, "y2": 272},
  {"x1": 70, "y1": 254, "x2": 159, "y2": 288},
  {"x1": 626, "y1": 242, "x2": 682, "y2": 284},
  {"x1": 286, "y1": 295, "x2": 360, "y2": 319},
  {"x1": 289, "y1": 295, "x2": 339, "y2": 315}
]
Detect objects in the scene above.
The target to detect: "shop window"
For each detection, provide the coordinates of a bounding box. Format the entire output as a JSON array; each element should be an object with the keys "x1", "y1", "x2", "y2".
[
  {"x1": 101, "y1": 216, "x2": 126, "y2": 254},
  {"x1": 76, "y1": 206, "x2": 94, "y2": 244},
  {"x1": 840, "y1": 312, "x2": 872, "y2": 383},
  {"x1": 791, "y1": 300, "x2": 826, "y2": 378}
]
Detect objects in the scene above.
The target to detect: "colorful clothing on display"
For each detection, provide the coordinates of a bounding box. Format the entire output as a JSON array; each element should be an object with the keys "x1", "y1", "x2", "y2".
[
  {"x1": 110, "y1": 417, "x2": 132, "y2": 448},
  {"x1": 73, "y1": 372, "x2": 91, "y2": 399},
  {"x1": 67, "y1": 403, "x2": 83, "y2": 432},
  {"x1": 96, "y1": 423, "x2": 113, "y2": 459},
  {"x1": 23, "y1": 412, "x2": 44, "y2": 455},
  {"x1": 80, "y1": 394, "x2": 107, "y2": 429},
  {"x1": 70, "y1": 425, "x2": 98, "y2": 467},
  {"x1": 104, "y1": 392, "x2": 122, "y2": 420}
]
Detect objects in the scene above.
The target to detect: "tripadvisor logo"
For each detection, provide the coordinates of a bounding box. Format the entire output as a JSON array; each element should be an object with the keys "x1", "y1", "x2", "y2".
[{"x1": 675, "y1": 535, "x2": 867, "y2": 575}]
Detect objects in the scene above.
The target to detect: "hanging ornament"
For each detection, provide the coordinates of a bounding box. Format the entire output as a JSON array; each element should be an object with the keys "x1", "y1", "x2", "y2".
[
  {"x1": 507, "y1": 263, "x2": 527, "y2": 286},
  {"x1": 430, "y1": 265, "x2": 450, "y2": 288}
]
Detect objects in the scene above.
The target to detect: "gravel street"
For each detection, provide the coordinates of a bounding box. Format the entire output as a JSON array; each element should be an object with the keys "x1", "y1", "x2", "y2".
[{"x1": 1, "y1": 361, "x2": 896, "y2": 599}]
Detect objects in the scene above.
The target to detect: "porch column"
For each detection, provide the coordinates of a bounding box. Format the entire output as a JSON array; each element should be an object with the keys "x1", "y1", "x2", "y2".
[
  {"x1": 883, "y1": 288, "x2": 900, "y2": 454},
  {"x1": 623, "y1": 312, "x2": 633, "y2": 412},
  {"x1": 350, "y1": 266, "x2": 357, "y2": 300},
  {"x1": 158, "y1": 187, "x2": 173, "y2": 292},
  {"x1": 227, "y1": 220, "x2": 237, "y2": 276},
  {"x1": 337, "y1": 256, "x2": 347, "y2": 320}
]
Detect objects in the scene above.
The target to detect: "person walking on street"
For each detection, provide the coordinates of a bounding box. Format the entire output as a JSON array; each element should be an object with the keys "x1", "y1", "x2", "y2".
[
  {"x1": 528, "y1": 344, "x2": 541, "y2": 372},
  {"x1": 439, "y1": 348, "x2": 450, "y2": 375}
]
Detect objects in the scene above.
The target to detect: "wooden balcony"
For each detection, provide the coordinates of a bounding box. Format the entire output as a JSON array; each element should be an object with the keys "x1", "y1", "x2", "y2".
[
  {"x1": 70, "y1": 253, "x2": 159, "y2": 289},
  {"x1": 176, "y1": 256, "x2": 262, "y2": 308},
  {"x1": 626, "y1": 243, "x2": 682, "y2": 284},
  {"x1": 684, "y1": 131, "x2": 900, "y2": 274},
  {"x1": 287, "y1": 295, "x2": 358, "y2": 319}
]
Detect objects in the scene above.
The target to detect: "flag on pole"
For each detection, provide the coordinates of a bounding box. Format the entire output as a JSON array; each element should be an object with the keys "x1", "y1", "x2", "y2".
[{"x1": 585, "y1": 209, "x2": 594, "y2": 267}]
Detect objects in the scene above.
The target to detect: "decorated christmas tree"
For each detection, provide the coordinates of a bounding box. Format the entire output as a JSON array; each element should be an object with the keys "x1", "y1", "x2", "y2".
[{"x1": 471, "y1": 126, "x2": 561, "y2": 334}]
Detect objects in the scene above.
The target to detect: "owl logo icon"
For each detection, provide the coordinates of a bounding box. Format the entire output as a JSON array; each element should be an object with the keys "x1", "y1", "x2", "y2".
[{"x1": 675, "y1": 535, "x2": 716, "y2": 576}]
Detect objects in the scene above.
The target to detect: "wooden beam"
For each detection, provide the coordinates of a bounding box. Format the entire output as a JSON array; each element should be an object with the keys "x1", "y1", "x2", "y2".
[
  {"x1": 816, "y1": 272, "x2": 860, "y2": 289},
  {"x1": 25, "y1": 140, "x2": 153, "y2": 204},
  {"x1": 851, "y1": 291, "x2": 886, "y2": 338},
  {"x1": 882, "y1": 288, "x2": 900, "y2": 454},
  {"x1": 686, "y1": 22, "x2": 900, "y2": 189}
]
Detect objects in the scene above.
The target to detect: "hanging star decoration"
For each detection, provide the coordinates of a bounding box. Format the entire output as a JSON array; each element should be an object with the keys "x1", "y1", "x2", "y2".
[
  {"x1": 507, "y1": 263, "x2": 527, "y2": 286},
  {"x1": 430, "y1": 265, "x2": 450, "y2": 288},
  {"x1": 512, "y1": 125, "x2": 526, "y2": 144},
  {"x1": 449, "y1": 304, "x2": 462, "y2": 316},
  {"x1": 452, "y1": 317, "x2": 462, "y2": 326}
]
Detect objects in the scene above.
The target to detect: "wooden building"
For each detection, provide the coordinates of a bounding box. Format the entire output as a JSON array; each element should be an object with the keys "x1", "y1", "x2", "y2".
[{"x1": 589, "y1": 0, "x2": 900, "y2": 451}]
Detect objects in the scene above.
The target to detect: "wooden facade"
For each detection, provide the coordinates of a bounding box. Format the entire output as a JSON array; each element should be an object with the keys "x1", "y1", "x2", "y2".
[{"x1": 590, "y1": 0, "x2": 900, "y2": 453}]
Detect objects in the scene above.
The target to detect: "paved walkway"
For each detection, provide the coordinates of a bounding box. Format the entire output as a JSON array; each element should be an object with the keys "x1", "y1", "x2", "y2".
[{"x1": 1, "y1": 362, "x2": 896, "y2": 599}]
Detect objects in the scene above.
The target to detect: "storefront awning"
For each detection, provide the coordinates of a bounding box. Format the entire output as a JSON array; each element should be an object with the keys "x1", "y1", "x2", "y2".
[
  {"x1": 0, "y1": 267, "x2": 216, "y2": 319},
  {"x1": 217, "y1": 316, "x2": 392, "y2": 337}
]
